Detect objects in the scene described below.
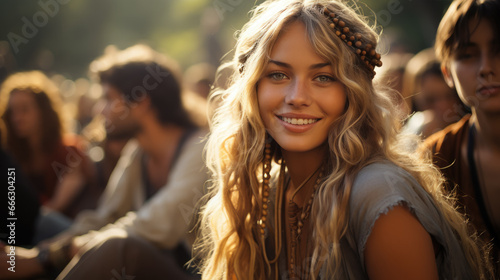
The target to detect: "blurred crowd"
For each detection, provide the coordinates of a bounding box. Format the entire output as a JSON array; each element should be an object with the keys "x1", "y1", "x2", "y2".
[
  {"x1": 0, "y1": 44, "x2": 215, "y2": 220},
  {"x1": 0, "y1": 0, "x2": 498, "y2": 278},
  {"x1": 0, "y1": 44, "x2": 215, "y2": 279}
]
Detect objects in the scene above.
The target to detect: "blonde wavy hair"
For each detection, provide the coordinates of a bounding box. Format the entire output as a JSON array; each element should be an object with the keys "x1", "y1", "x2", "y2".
[{"x1": 195, "y1": 0, "x2": 492, "y2": 279}]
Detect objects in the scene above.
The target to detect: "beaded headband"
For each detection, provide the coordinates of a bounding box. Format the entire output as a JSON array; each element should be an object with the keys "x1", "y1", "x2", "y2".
[{"x1": 322, "y1": 7, "x2": 382, "y2": 77}]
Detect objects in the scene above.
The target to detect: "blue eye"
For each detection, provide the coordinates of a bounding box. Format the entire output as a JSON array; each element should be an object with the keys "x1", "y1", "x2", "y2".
[
  {"x1": 268, "y1": 72, "x2": 288, "y2": 81},
  {"x1": 314, "y1": 75, "x2": 335, "y2": 83}
]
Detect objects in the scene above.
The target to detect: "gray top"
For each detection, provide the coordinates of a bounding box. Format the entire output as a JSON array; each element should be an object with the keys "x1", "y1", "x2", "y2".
[{"x1": 267, "y1": 161, "x2": 475, "y2": 279}]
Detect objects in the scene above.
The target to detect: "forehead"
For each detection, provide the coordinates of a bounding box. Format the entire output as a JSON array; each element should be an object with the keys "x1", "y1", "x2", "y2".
[
  {"x1": 9, "y1": 89, "x2": 35, "y2": 102},
  {"x1": 269, "y1": 21, "x2": 325, "y2": 63},
  {"x1": 457, "y1": 18, "x2": 498, "y2": 48}
]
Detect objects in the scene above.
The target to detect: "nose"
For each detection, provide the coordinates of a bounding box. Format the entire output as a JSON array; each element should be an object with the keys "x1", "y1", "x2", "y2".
[
  {"x1": 479, "y1": 51, "x2": 496, "y2": 80},
  {"x1": 101, "y1": 100, "x2": 111, "y2": 118},
  {"x1": 285, "y1": 78, "x2": 312, "y2": 107}
]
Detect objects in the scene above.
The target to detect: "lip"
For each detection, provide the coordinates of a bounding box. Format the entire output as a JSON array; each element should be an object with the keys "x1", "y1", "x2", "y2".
[
  {"x1": 275, "y1": 113, "x2": 321, "y2": 133},
  {"x1": 477, "y1": 84, "x2": 500, "y2": 97},
  {"x1": 279, "y1": 112, "x2": 321, "y2": 119}
]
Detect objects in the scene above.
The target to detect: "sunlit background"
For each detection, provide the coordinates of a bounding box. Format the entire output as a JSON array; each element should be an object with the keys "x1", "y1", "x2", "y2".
[{"x1": 1, "y1": 0, "x2": 451, "y2": 79}]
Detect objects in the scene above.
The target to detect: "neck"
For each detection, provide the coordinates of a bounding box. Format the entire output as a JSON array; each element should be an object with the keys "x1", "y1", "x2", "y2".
[
  {"x1": 471, "y1": 110, "x2": 500, "y2": 152},
  {"x1": 281, "y1": 144, "x2": 327, "y2": 193},
  {"x1": 135, "y1": 118, "x2": 186, "y2": 164}
]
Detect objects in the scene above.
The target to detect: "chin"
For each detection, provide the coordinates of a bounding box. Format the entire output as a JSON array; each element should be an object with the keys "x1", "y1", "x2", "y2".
[{"x1": 275, "y1": 141, "x2": 327, "y2": 154}]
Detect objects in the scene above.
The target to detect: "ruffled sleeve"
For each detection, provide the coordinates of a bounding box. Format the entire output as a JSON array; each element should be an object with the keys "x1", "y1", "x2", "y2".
[{"x1": 346, "y1": 162, "x2": 473, "y2": 279}]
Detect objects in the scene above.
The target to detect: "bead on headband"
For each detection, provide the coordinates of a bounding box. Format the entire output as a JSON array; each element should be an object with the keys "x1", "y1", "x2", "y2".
[{"x1": 322, "y1": 7, "x2": 382, "y2": 77}]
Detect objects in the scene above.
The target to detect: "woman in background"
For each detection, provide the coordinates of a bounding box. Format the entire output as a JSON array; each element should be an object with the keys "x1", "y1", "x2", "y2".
[{"x1": 0, "y1": 71, "x2": 96, "y2": 218}]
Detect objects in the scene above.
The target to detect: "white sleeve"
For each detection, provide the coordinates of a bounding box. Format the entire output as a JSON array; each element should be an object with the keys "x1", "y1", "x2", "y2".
[
  {"x1": 103, "y1": 131, "x2": 209, "y2": 249},
  {"x1": 68, "y1": 140, "x2": 143, "y2": 236}
]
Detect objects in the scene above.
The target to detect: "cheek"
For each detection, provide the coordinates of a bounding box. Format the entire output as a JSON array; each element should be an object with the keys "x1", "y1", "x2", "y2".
[
  {"x1": 257, "y1": 84, "x2": 279, "y2": 126},
  {"x1": 321, "y1": 91, "x2": 346, "y2": 118},
  {"x1": 105, "y1": 100, "x2": 127, "y2": 120},
  {"x1": 455, "y1": 68, "x2": 469, "y2": 85},
  {"x1": 451, "y1": 62, "x2": 474, "y2": 89},
  {"x1": 15, "y1": 106, "x2": 38, "y2": 123},
  {"x1": 449, "y1": 63, "x2": 474, "y2": 104}
]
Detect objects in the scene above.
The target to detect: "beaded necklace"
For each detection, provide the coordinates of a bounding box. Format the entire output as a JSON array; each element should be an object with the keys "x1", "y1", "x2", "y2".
[
  {"x1": 260, "y1": 142, "x2": 324, "y2": 279},
  {"x1": 286, "y1": 166, "x2": 324, "y2": 278}
]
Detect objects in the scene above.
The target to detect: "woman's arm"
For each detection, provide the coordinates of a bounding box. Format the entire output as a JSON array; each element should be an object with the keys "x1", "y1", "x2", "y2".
[{"x1": 364, "y1": 205, "x2": 439, "y2": 280}]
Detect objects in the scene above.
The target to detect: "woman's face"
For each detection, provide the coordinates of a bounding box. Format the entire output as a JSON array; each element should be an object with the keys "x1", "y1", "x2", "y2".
[
  {"x1": 445, "y1": 19, "x2": 500, "y2": 114},
  {"x1": 257, "y1": 21, "x2": 346, "y2": 153},
  {"x1": 7, "y1": 90, "x2": 41, "y2": 138}
]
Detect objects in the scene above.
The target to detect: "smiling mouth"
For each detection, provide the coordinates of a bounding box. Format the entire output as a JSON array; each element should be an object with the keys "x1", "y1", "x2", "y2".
[{"x1": 278, "y1": 116, "x2": 320, "y2": 125}]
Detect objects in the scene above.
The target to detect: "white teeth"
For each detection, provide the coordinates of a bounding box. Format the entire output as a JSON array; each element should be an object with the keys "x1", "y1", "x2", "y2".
[{"x1": 281, "y1": 117, "x2": 318, "y2": 125}]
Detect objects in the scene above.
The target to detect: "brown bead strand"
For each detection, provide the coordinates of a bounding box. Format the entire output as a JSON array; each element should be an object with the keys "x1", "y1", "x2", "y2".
[
  {"x1": 259, "y1": 144, "x2": 325, "y2": 278},
  {"x1": 288, "y1": 169, "x2": 324, "y2": 277},
  {"x1": 322, "y1": 7, "x2": 383, "y2": 77},
  {"x1": 260, "y1": 142, "x2": 272, "y2": 236}
]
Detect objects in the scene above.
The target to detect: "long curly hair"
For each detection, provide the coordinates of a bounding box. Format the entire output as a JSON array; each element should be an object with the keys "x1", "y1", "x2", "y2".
[
  {"x1": 195, "y1": 0, "x2": 492, "y2": 279},
  {"x1": 0, "y1": 71, "x2": 64, "y2": 166}
]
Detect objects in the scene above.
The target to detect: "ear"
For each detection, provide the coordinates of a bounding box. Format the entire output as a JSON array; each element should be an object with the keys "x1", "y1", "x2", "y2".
[{"x1": 441, "y1": 65, "x2": 455, "y2": 89}]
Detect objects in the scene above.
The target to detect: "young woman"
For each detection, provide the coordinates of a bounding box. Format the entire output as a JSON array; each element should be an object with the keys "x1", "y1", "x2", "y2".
[
  {"x1": 0, "y1": 71, "x2": 96, "y2": 218},
  {"x1": 424, "y1": 0, "x2": 500, "y2": 274},
  {"x1": 196, "y1": 0, "x2": 492, "y2": 279}
]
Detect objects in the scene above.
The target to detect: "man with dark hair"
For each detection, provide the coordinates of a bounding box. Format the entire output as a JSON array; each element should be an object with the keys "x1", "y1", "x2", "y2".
[{"x1": 1, "y1": 44, "x2": 208, "y2": 279}]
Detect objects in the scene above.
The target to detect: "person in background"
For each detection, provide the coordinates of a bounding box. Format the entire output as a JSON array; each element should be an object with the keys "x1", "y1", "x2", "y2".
[
  {"x1": 403, "y1": 48, "x2": 467, "y2": 138},
  {"x1": 0, "y1": 71, "x2": 97, "y2": 220},
  {"x1": 0, "y1": 129, "x2": 40, "y2": 246},
  {"x1": 422, "y1": 0, "x2": 500, "y2": 274},
  {"x1": 374, "y1": 51, "x2": 413, "y2": 117},
  {"x1": 183, "y1": 62, "x2": 216, "y2": 99},
  {"x1": 79, "y1": 86, "x2": 135, "y2": 206},
  {"x1": 0, "y1": 44, "x2": 209, "y2": 279}
]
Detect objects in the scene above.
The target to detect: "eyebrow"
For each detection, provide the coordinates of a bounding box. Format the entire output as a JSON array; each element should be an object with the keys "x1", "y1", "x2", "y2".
[{"x1": 269, "y1": 60, "x2": 331, "y2": 70}]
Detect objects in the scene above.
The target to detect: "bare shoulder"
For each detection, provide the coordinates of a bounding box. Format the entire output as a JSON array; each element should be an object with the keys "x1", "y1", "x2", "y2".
[{"x1": 364, "y1": 205, "x2": 439, "y2": 280}]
